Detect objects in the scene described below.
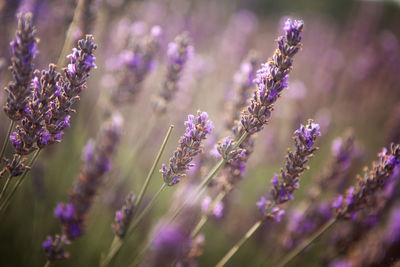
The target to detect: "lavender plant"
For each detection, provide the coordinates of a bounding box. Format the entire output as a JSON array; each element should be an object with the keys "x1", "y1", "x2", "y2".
[
  {"x1": 279, "y1": 143, "x2": 400, "y2": 266},
  {"x1": 3, "y1": 13, "x2": 38, "y2": 121},
  {"x1": 215, "y1": 120, "x2": 321, "y2": 267},
  {"x1": 0, "y1": 35, "x2": 97, "y2": 213},
  {"x1": 161, "y1": 110, "x2": 213, "y2": 186},
  {"x1": 53, "y1": 113, "x2": 122, "y2": 240},
  {"x1": 152, "y1": 32, "x2": 193, "y2": 113},
  {"x1": 240, "y1": 19, "x2": 303, "y2": 134},
  {"x1": 111, "y1": 25, "x2": 162, "y2": 104},
  {"x1": 112, "y1": 193, "x2": 136, "y2": 237}
]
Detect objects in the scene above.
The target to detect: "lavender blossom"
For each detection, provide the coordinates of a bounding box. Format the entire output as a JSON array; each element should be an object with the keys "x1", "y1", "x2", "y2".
[
  {"x1": 161, "y1": 110, "x2": 213, "y2": 186},
  {"x1": 111, "y1": 25, "x2": 162, "y2": 104},
  {"x1": 241, "y1": 19, "x2": 303, "y2": 134},
  {"x1": 333, "y1": 207, "x2": 400, "y2": 267},
  {"x1": 201, "y1": 196, "x2": 224, "y2": 218},
  {"x1": 40, "y1": 35, "x2": 96, "y2": 143},
  {"x1": 153, "y1": 32, "x2": 193, "y2": 113},
  {"x1": 52, "y1": 113, "x2": 122, "y2": 240},
  {"x1": 4, "y1": 13, "x2": 39, "y2": 121},
  {"x1": 257, "y1": 120, "x2": 321, "y2": 221},
  {"x1": 146, "y1": 224, "x2": 190, "y2": 267},
  {"x1": 9, "y1": 65, "x2": 62, "y2": 155},
  {"x1": 333, "y1": 144, "x2": 400, "y2": 219},
  {"x1": 42, "y1": 234, "x2": 70, "y2": 262},
  {"x1": 217, "y1": 136, "x2": 246, "y2": 163},
  {"x1": 112, "y1": 193, "x2": 136, "y2": 238}
]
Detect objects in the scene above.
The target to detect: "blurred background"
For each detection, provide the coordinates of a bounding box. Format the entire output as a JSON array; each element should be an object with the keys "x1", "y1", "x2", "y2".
[{"x1": 0, "y1": 0, "x2": 400, "y2": 266}]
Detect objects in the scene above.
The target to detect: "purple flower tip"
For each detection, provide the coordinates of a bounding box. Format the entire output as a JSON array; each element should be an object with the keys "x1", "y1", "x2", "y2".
[{"x1": 256, "y1": 196, "x2": 267, "y2": 214}]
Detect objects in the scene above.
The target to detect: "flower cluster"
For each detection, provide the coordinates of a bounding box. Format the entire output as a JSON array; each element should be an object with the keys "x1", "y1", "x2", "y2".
[
  {"x1": 42, "y1": 234, "x2": 70, "y2": 262},
  {"x1": 53, "y1": 113, "x2": 122, "y2": 240},
  {"x1": 3, "y1": 13, "x2": 39, "y2": 121},
  {"x1": 9, "y1": 65, "x2": 62, "y2": 155},
  {"x1": 153, "y1": 32, "x2": 194, "y2": 113},
  {"x1": 201, "y1": 196, "x2": 224, "y2": 218},
  {"x1": 333, "y1": 143, "x2": 400, "y2": 219},
  {"x1": 9, "y1": 36, "x2": 97, "y2": 154},
  {"x1": 257, "y1": 120, "x2": 321, "y2": 221},
  {"x1": 43, "y1": 35, "x2": 97, "y2": 143},
  {"x1": 217, "y1": 136, "x2": 246, "y2": 163},
  {"x1": 112, "y1": 193, "x2": 136, "y2": 237},
  {"x1": 241, "y1": 19, "x2": 303, "y2": 133},
  {"x1": 111, "y1": 25, "x2": 162, "y2": 104},
  {"x1": 161, "y1": 111, "x2": 213, "y2": 186}
]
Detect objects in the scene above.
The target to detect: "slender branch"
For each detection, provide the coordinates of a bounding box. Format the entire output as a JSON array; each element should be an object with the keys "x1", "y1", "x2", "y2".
[
  {"x1": 132, "y1": 125, "x2": 173, "y2": 218},
  {"x1": 276, "y1": 217, "x2": 337, "y2": 267},
  {"x1": 0, "y1": 121, "x2": 14, "y2": 162},
  {"x1": 133, "y1": 131, "x2": 251, "y2": 265},
  {"x1": 127, "y1": 183, "x2": 167, "y2": 237},
  {"x1": 100, "y1": 125, "x2": 173, "y2": 267},
  {"x1": 0, "y1": 149, "x2": 41, "y2": 214},
  {"x1": 0, "y1": 174, "x2": 12, "y2": 202},
  {"x1": 215, "y1": 220, "x2": 263, "y2": 267},
  {"x1": 101, "y1": 183, "x2": 167, "y2": 267}
]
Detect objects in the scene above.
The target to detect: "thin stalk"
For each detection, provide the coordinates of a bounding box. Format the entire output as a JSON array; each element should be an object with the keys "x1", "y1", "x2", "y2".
[
  {"x1": 0, "y1": 121, "x2": 14, "y2": 161},
  {"x1": 132, "y1": 125, "x2": 173, "y2": 218},
  {"x1": 0, "y1": 174, "x2": 12, "y2": 202},
  {"x1": 100, "y1": 183, "x2": 167, "y2": 267},
  {"x1": 131, "y1": 131, "x2": 250, "y2": 266},
  {"x1": 0, "y1": 149, "x2": 41, "y2": 214},
  {"x1": 43, "y1": 260, "x2": 50, "y2": 267},
  {"x1": 100, "y1": 125, "x2": 173, "y2": 267},
  {"x1": 56, "y1": 0, "x2": 85, "y2": 68},
  {"x1": 128, "y1": 115, "x2": 157, "y2": 163},
  {"x1": 126, "y1": 183, "x2": 167, "y2": 237},
  {"x1": 215, "y1": 220, "x2": 263, "y2": 267},
  {"x1": 276, "y1": 217, "x2": 337, "y2": 267}
]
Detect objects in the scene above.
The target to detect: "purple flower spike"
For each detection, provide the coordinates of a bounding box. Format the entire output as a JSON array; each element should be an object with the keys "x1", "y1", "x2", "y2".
[
  {"x1": 241, "y1": 18, "x2": 303, "y2": 134},
  {"x1": 111, "y1": 24, "x2": 161, "y2": 104},
  {"x1": 42, "y1": 234, "x2": 70, "y2": 262},
  {"x1": 153, "y1": 32, "x2": 193, "y2": 113},
  {"x1": 53, "y1": 114, "x2": 122, "y2": 240},
  {"x1": 161, "y1": 110, "x2": 213, "y2": 186},
  {"x1": 269, "y1": 120, "x2": 320, "y2": 205},
  {"x1": 257, "y1": 120, "x2": 320, "y2": 222},
  {"x1": 4, "y1": 13, "x2": 39, "y2": 121},
  {"x1": 112, "y1": 193, "x2": 136, "y2": 238},
  {"x1": 334, "y1": 143, "x2": 400, "y2": 219}
]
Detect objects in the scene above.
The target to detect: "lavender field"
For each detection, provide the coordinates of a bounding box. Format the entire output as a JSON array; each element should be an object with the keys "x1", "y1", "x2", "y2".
[{"x1": 1, "y1": 0, "x2": 400, "y2": 266}]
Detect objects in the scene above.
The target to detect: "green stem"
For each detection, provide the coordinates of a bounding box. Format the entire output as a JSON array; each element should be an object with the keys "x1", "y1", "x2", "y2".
[
  {"x1": 215, "y1": 220, "x2": 263, "y2": 267},
  {"x1": 0, "y1": 174, "x2": 12, "y2": 202},
  {"x1": 127, "y1": 183, "x2": 167, "y2": 237},
  {"x1": 43, "y1": 260, "x2": 50, "y2": 267},
  {"x1": 276, "y1": 217, "x2": 337, "y2": 267},
  {"x1": 132, "y1": 125, "x2": 173, "y2": 218},
  {"x1": 0, "y1": 149, "x2": 41, "y2": 214},
  {"x1": 100, "y1": 183, "x2": 167, "y2": 267},
  {"x1": 0, "y1": 121, "x2": 14, "y2": 162},
  {"x1": 100, "y1": 125, "x2": 173, "y2": 267}
]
